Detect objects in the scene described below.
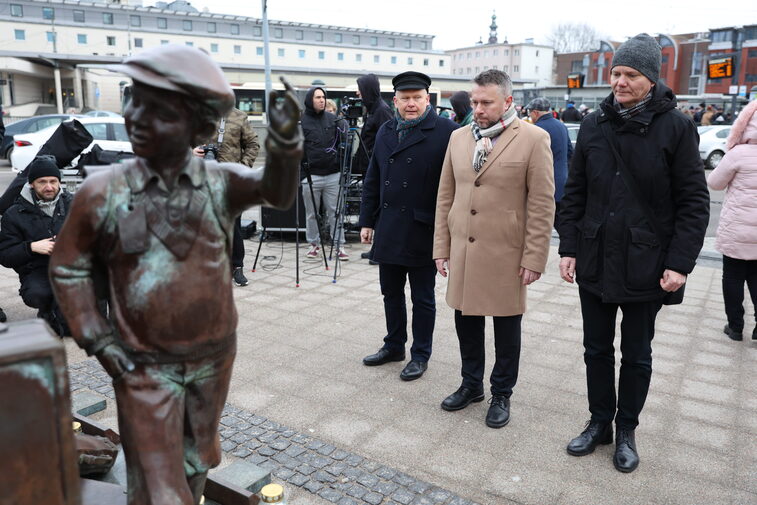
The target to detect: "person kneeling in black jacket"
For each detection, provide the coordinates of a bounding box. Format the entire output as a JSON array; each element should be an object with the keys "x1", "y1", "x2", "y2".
[{"x1": 0, "y1": 156, "x2": 73, "y2": 335}]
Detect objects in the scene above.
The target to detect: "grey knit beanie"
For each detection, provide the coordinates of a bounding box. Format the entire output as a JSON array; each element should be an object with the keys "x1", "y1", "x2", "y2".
[{"x1": 611, "y1": 33, "x2": 661, "y2": 83}]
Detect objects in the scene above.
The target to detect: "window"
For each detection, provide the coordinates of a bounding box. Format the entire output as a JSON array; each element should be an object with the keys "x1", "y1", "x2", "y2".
[
  {"x1": 744, "y1": 26, "x2": 757, "y2": 40},
  {"x1": 514, "y1": 65, "x2": 519, "y2": 72},
  {"x1": 370, "y1": 36, "x2": 377, "y2": 46},
  {"x1": 504, "y1": 49, "x2": 509, "y2": 55},
  {"x1": 298, "y1": 49, "x2": 305, "y2": 58},
  {"x1": 46, "y1": 31, "x2": 55, "y2": 43},
  {"x1": 711, "y1": 30, "x2": 732, "y2": 43},
  {"x1": 356, "y1": 53, "x2": 362, "y2": 62},
  {"x1": 161, "y1": 40, "x2": 169, "y2": 45},
  {"x1": 493, "y1": 65, "x2": 498, "y2": 70},
  {"x1": 42, "y1": 7, "x2": 54, "y2": 20},
  {"x1": 207, "y1": 22, "x2": 216, "y2": 33},
  {"x1": 135, "y1": 38, "x2": 143, "y2": 48},
  {"x1": 256, "y1": 46, "x2": 263, "y2": 55},
  {"x1": 73, "y1": 9, "x2": 84, "y2": 22},
  {"x1": 475, "y1": 66, "x2": 480, "y2": 73},
  {"x1": 423, "y1": 58, "x2": 429, "y2": 66},
  {"x1": 484, "y1": 50, "x2": 488, "y2": 57},
  {"x1": 130, "y1": 15, "x2": 140, "y2": 27},
  {"x1": 421, "y1": 41, "x2": 427, "y2": 50},
  {"x1": 83, "y1": 123, "x2": 108, "y2": 141},
  {"x1": 10, "y1": 4, "x2": 22, "y2": 17},
  {"x1": 484, "y1": 66, "x2": 488, "y2": 70},
  {"x1": 493, "y1": 49, "x2": 498, "y2": 56},
  {"x1": 749, "y1": 49, "x2": 757, "y2": 58},
  {"x1": 353, "y1": 35, "x2": 360, "y2": 45},
  {"x1": 103, "y1": 12, "x2": 113, "y2": 24},
  {"x1": 335, "y1": 33, "x2": 342, "y2": 43},
  {"x1": 374, "y1": 55, "x2": 380, "y2": 63},
  {"x1": 391, "y1": 56, "x2": 397, "y2": 64},
  {"x1": 475, "y1": 51, "x2": 480, "y2": 57},
  {"x1": 183, "y1": 20, "x2": 192, "y2": 31},
  {"x1": 514, "y1": 49, "x2": 520, "y2": 56},
  {"x1": 536, "y1": 50, "x2": 540, "y2": 56},
  {"x1": 408, "y1": 57, "x2": 413, "y2": 65},
  {"x1": 439, "y1": 59, "x2": 444, "y2": 67},
  {"x1": 107, "y1": 36, "x2": 116, "y2": 46},
  {"x1": 234, "y1": 45, "x2": 241, "y2": 54},
  {"x1": 278, "y1": 48, "x2": 285, "y2": 57},
  {"x1": 503, "y1": 65, "x2": 508, "y2": 72},
  {"x1": 318, "y1": 51, "x2": 325, "y2": 60},
  {"x1": 185, "y1": 41, "x2": 193, "y2": 47},
  {"x1": 211, "y1": 43, "x2": 218, "y2": 53},
  {"x1": 294, "y1": 30, "x2": 303, "y2": 40},
  {"x1": 337, "y1": 52, "x2": 344, "y2": 61},
  {"x1": 405, "y1": 39, "x2": 411, "y2": 49},
  {"x1": 467, "y1": 67, "x2": 471, "y2": 74},
  {"x1": 716, "y1": 128, "x2": 730, "y2": 138},
  {"x1": 77, "y1": 33, "x2": 87, "y2": 44},
  {"x1": 253, "y1": 26, "x2": 261, "y2": 36},
  {"x1": 467, "y1": 52, "x2": 471, "y2": 59},
  {"x1": 388, "y1": 38, "x2": 395, "y2": 47},
  {"x1": 157, "y1": 17, "x2": 167, "y2": 29},
  {"x1": 274, "y1": 28, "x2": 282, "y2": 38},
  {"x1": 231, "y1": 24, "x2": 240, "y2": 35},
  {"x1": 316, "y1": 32, "x2": 323, "y2": 41}
]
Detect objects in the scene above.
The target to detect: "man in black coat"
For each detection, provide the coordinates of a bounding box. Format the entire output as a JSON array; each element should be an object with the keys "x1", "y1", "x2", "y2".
[
  {"x1": 558, "y1": 34, "x2": 709, "y2": 473},
  {"x1": 354, "y1": 74, "x2": 393, "y2": 175},
  {"x1": 561, "y1": 101, "x2": 583, "y2": 122},
  {"x1": 359, "y1": 71, "x2": 458, "y2": 381},
  {"x1": 300, "y1": 87, "x2": 348, "y2": 260},
  {"x1": 0, "y1": 156, "x2": 73, "y2": 333}
]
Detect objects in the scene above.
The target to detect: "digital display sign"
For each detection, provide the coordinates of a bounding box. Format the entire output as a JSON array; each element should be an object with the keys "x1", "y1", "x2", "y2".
[
  {"x1": 708, "y1": 57, "x2": 733, "y2": 79},
  {"x1": 567, "y1": 73, "x2": 584, "y2": 89}
]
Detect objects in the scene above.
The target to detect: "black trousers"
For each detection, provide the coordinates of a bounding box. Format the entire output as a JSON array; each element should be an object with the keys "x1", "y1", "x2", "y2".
[
  {"x1": 722, "y1": 255, "x2": 757, "y2": 332},
  {"x1": 378, "y1": 263, "x2": 436, "y2": 362},
  {"x1": 19, "y1": 268, "x2": 67, "y2": 334},
  {"x1": 454, "y1": 310, "x2": 522, "y2": 397},
  {"x1": 578, "y1": 287, "x2": 662, "y2": 430},
  {"x1": 232, "y1": 216, "x2": 244, "y2": 269}
]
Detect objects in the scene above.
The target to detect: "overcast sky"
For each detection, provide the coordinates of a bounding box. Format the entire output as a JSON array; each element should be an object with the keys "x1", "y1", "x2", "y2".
[{"x1": 186, "y1": 0, "x2": 757, "y2": 51}]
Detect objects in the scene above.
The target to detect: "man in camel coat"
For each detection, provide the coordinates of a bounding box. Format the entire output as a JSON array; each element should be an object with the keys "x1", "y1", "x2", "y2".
[{"x1": 433, "y1": 69, "x2": 555, "y2": 429}]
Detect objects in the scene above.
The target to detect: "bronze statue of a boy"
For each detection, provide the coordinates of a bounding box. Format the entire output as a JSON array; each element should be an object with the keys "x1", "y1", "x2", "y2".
[{"x1": 49, "y1": 45, "x2": 302, "y2": 505}]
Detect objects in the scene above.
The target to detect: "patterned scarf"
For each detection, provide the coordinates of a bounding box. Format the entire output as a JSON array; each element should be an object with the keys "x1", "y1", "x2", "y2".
[
  {"x1": 396, "y1": 105, "x2": 431, "y2": 142},
  {"x1": 614, "y1": 91, "x2": 653, "y2": 120},
  {"x1": 471, "y1": 105, "x2": 517, "y2": 171}
]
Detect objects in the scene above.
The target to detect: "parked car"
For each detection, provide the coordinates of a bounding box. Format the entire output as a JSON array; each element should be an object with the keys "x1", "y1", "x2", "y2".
[
  {"x1": 10, "y1": 117, "x2": 132, "y2": 172},
  {"x1": 698, "y1": 125, "x2": 730, "y2": 169},
  {"x1": 1, "y1": 114, "x2": 76, "y2": 160},
  {"x1": 84, "y1": 110, "x2": 122, "y2": 118}
]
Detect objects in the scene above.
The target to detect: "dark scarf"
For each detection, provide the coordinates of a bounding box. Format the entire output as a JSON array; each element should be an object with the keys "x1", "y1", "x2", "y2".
[
  {"x1": 614, "y1": 90, "x2": 653, "y2": 120},
  {"x1": 395, "y1": 105, "x2": 431, "y2": 142}
]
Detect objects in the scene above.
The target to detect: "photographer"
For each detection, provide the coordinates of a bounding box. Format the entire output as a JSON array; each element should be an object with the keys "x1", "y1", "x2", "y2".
[
  {"x1": 0, "y1": 156, "x2": 72, "y2": 334},
  {"x1": 194, "y1": 107, "x2": 260, "y2": 286},
  {"x1": 301, "y1": 86, "x2": 349, "y2": 260}
]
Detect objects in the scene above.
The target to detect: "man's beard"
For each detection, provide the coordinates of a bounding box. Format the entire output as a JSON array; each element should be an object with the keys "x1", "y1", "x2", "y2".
[{"x1": 36, "y1": 190, "x2": 59, "y2": 202}]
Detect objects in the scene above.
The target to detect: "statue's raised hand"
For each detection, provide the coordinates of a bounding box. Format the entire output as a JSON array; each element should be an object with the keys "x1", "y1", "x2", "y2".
[{"x1": 268, "y1": 76, "x2": 301, "y2": 142}]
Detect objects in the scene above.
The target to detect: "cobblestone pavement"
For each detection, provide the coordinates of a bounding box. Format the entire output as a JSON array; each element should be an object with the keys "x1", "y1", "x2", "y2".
[{"x1": 68, "y1": 359, "x2": 481, "y2": 505}]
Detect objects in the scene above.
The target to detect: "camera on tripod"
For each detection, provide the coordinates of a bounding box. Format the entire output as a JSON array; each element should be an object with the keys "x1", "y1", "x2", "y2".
[
  {"x1": 201, "y1": 144, "x2": 219, "y2": 160},
  {"x1": 341, "y1": 97, "x2": 364, "y2": 121}
]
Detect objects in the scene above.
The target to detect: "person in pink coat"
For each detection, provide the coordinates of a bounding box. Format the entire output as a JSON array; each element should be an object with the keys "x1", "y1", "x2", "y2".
[{"x1": 707, "y1": 99, "x2": 757, "y2": 341}]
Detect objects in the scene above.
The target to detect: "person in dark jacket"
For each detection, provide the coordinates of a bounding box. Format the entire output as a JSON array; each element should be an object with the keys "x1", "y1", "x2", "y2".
[
  {"x1": 0, "y1": 156, "x2": 73, "y2": 333},
  {"x1": 527, "y1": 96, "x2": 572, "y2": 229},
  {"x1": 301, "y1": 86, "x2": 349, "y2": 260},
  {"x1": 557, "y1": 34, "x2": 710, "y2": 473},
  {"x1": 354, "y1": 74, "x2": 393, "y2": 175},
  {"x1": 450, "y1": 90, "x2": 473, "y2": 126},
  {"x1": 561, "y1": 101, "x2": 583, "y2": 122},
  {"x1": 359, "y1": 71, "x2": 458, "y2": 381}
]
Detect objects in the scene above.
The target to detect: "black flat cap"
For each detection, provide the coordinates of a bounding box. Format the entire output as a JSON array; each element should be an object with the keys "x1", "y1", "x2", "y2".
[{"x1": 392, "y1": 71, "x2": 431, "y2": 91}]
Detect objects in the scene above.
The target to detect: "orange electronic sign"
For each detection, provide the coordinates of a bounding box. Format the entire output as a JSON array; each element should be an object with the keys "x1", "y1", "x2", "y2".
[
  {"x1": 567, "y1": 73, "x2": 584, "y2": 89},
  {"x1": 708, "y1": 57, "x2": 733, "y2": 79}
]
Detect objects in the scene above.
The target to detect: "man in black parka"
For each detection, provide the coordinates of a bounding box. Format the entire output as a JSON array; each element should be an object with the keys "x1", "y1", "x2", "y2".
[
  {"x1": 0, "y1": 156, "x2": 73, "y2": 333},
  {"x1": 557, "y1": 34, "x2": 709, "y2": 473},
  {"x1": 359, "y1": 71, "x2": 458, "y2": 381},
  {"x1": 354, "y1": 74, "x2": 393, "y2": 175}
]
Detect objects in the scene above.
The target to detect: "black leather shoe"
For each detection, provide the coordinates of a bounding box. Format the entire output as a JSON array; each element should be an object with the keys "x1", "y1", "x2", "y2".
[
  {"x1": 613, "y1": 429, "x2": 639, "y2": 473},
  {"x1": 360, "y1": 252, "x2": 371, "y2": 259},
  {"x1": 399, "y1": 360, "x2": 427, "y2": 381},
  {"x1": 441, "y1": 386, "x2": 485, "y2": 411},
  {"x1": 485, "y1": 395, "x2": 510, "y2": 428},
  {"x1": 753, "y1": 327, "x2": 757, "y2": 341},
  {"x1": 566, "y1": 420, "x2": 613, "y2": 456},
  {"x1": 363, "y1": 348, "x2": 405, "y2": 366},
  {"x1": 368, "y1": 260, "x2": 379, "y2": 265},
  {"x1": 0, "y1": 307, "x2": 6, "y2": 323},
  {"x1": 724, "y1": 324, "x2": 743, "y2": 341}
]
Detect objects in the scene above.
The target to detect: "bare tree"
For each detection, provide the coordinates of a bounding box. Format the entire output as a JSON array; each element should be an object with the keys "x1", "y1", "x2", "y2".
[{"x1": 548, "y1": 23, "x2": 603, "y2": 53}]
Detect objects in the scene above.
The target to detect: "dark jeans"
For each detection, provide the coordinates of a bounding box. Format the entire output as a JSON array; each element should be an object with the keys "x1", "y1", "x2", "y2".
[
  {"x1": 454, "y1": 310, "x2": 522, "y2": 397},
  {"x1": 19, "y1": 268, "x2": 67, "y2": 334},
  {"x1": 722, "y1": 255, "x2": 757, "y2": 332},
  {"x1": 579, "y1": 287, "x2": 662, "y2": 430},
  {"x1": 232, "y1": 216, "x2": 244, "y2": 269},
  {"x1": 378, "y1": 263, "x2": 436, "y2": 362}
]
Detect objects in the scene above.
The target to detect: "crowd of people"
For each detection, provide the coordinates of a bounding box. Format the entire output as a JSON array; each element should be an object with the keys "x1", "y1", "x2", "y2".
[{"x1": 1, "y1": 32, "x2": 755, "y2": 481}]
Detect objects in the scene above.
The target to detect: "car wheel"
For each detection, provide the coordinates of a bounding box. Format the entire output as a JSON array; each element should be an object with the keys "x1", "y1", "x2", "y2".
[
  {"x1": 706, "y1": 150, "x2": 724, "y2": 169},
  {"x1": 5, "y1": 146, "x2": 12, "y2": 162}
]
